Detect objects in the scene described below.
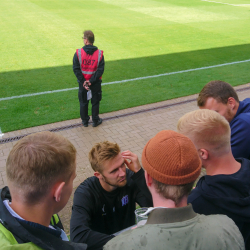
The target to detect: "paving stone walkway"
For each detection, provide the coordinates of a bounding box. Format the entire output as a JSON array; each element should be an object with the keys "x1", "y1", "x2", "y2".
[{"x1": 1, "y1": 83, "x2": 249, "y2": 233}]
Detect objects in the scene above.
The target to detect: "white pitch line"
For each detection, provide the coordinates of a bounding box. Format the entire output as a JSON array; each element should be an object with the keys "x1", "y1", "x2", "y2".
[
  {"x1": 0, "y1": 128, "x2": 4, "y2": 139},
  {"x1": 0, "y1": 87, "x2": 78, "y2": 102},
  {"x1": 1, "y1": 58, "x2": 250, "y2": 102},
  {"x1": 201, "y1": 0, "x2": 250, "y2": 7}
]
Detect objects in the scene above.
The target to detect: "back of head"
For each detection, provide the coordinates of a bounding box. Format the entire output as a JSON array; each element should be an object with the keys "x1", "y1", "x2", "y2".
[
  {"x1": 6, "y1": 131, "x2": 76, "y2": 204},
  {"x1": 197, "y1": 80, "x2": 239, "y2": 107},
  {"x1": 177, "y1": 109, "x2": 231, "y2": 156},
  {"x1": 141, "y1": 130, "x2": 201, "y2": 204},
  {"x1": 89, "y1": 141, "x2": 120, "y2": 173},
  {"x1": 83, "y1": 30, "x2": 95, "y2": 44}
]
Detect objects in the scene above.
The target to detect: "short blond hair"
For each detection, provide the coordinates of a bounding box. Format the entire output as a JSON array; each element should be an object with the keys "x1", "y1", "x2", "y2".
[
  {"x1": 89, "y1": 141, "x2": 120, "y2": 172},
  {"x1": 6, "y1": 131, "x2": 76, "y2": 204},
  {"x1": 177, "y1": 109, "x2": 231, "y2": 155}
]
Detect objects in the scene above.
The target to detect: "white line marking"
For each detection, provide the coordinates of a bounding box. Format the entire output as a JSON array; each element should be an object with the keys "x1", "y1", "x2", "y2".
[
  {"x1": 0, "y1": 87, "x2": 78, "y2": 102},
  {"x1": 0, "y1": 128, "x2": 4, "y2": 139},
  {"x1": 1, "y1": 58, "x2": 250, "y2": 102},
  {"x1": 201, "y1": 0, "x2": 250, "y2": 7}
]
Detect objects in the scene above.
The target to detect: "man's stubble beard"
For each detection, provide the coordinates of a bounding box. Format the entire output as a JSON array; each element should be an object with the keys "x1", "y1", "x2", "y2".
[
  {"x1": 225, "y1": 106, "x2": 235, "y2": 123},
  {"x1": 102, "y1": 175, "x2": 127, "y2": 188}
]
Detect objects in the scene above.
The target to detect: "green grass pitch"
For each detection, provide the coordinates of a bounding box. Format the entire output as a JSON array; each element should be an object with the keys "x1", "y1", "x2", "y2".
[{"x1": 1, "y1": 0, "x2": 250, "y2": 132}]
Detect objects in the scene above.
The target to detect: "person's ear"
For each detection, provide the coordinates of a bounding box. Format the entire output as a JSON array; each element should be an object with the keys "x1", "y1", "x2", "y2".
[
  {"x1": 227, "y1": 97, "x2": 236, "y2": 110},
  {"x1": 145, "y1": 171, "x2": 153, "y2": 187},
  {"x1": 198, "y1": 148, "x2": 209, "y2": 160},
  {"x1": 53, "y1": 182, "x2": 65, "y2": 202},
  {"x1": 94, "y1": 171, "x2": 103, "y2": 180}
]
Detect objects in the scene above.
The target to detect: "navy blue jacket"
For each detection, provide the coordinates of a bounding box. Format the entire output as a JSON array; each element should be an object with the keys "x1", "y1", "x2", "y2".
[
  {"x1": 188, "y1": 158, "x2": 250, "y2": 246},
  {"x1": 230, "y1": 98, "x2": 250, "y2": 160}
]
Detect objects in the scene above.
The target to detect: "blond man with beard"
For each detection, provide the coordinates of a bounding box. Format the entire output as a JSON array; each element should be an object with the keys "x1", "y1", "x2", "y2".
[{"x1": 70, "y1": 141, "x2": 153, "y2": 250}]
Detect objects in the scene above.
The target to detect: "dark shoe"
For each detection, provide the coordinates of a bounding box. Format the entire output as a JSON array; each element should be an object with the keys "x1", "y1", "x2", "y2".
[
  {"x1": 92, "y1": 118, "x2": 102, "y2": 127},
  {"x1": 82, "y1": 121, "x2": 88, "y2": 127}
]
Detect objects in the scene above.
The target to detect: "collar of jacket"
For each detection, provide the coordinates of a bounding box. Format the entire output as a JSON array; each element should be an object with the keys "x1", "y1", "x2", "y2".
[
  {"x1": 83, "y1": 45, "x2": 98, "y2": 55},
  {"x1": 146, "y1": 204, "x2": 197, "y2": 224},
  {"x1": 0, "y1": 188, "x2": 87, "y2": 250}
]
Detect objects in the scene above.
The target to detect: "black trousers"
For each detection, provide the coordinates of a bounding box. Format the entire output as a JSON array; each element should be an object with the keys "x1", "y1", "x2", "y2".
[{"x1": 78, "y1": 82, "x2": 102, "y2": 123}]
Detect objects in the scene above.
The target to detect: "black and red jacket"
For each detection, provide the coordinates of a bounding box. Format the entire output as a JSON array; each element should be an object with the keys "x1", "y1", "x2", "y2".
[{"x1": 73, "y1": 45, "x2": 105, "y2": 86}]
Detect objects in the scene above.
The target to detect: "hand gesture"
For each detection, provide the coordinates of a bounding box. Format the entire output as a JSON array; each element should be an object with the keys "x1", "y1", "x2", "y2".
[{"x1": 121, "y1": 150, "x2": 141, "y2": 173}]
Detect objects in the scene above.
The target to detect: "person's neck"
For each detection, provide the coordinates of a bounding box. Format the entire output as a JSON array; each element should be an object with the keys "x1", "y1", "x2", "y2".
[
  {"x1": 234, "y1": 101, "x2": 240, "y2": 116},
  {"x1": 205, "y1": 152, "x2": 241, "y2": 176},
  {"x1": 151, "y1": 191, "x2": 188, "y2": 208},
  {"x1": 99, "y1": 179, "x2": 118, "y2": 192},
  {"x1": 229, "y1": 101, "x2": 240, "y2": 122},
  {"x1": 10, "y1": 199, "x2": 53, "y2": 227},
  {"x1": 84, "y1": 42, "x2": 93, "y2": 46}
]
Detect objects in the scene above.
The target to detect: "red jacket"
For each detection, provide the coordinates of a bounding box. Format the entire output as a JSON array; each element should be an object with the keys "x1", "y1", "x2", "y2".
[{"x1": 76, "y1": 48, "x2": 103, "y2": 81}]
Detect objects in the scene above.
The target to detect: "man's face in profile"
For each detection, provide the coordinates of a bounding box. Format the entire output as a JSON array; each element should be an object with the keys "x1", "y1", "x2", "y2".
[{"x1": 200, "y1": 97, "x2": 234, "y2": 122}]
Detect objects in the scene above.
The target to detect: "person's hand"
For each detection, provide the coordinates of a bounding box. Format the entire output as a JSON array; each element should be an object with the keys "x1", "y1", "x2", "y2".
[
  {"x1": 121, "y1": 150, "x2": 141, "y2": 173},
  {"x1": 83, "y1": 80, "x2": 91, "y2": 90},
  {"x1": 83, "y1": 81, "x2": 89, "y2": 90}
]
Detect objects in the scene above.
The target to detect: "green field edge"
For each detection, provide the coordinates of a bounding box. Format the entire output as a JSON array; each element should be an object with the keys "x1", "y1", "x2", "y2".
[{"x1": 1, "y1": 78, "x2": 249, "y2": 134}]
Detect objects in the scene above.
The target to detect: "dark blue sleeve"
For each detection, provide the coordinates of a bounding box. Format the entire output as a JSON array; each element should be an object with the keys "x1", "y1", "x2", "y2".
[
  {"x1": 188, "y1": 187, "x2": 228, "y2": 216},
  {"x1": 188, "y1": 188, "x2": 206, "y2": 214},
  {"x1": 230, "y1": 117, "x2": 250, "y2": 160},
  {"x1": 187, "y1": 188, "x2": 215, "y2": 215}
]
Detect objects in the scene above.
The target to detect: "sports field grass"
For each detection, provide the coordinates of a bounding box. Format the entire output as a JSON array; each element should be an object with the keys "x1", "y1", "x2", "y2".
[{"x1": 1, "y1": 0, "x2": 250, "y2": 133}]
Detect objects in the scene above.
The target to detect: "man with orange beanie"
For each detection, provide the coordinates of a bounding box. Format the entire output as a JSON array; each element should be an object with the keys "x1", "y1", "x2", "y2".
[{"x1": 104, "y1": 130, "x2": 244, "y2": 250}]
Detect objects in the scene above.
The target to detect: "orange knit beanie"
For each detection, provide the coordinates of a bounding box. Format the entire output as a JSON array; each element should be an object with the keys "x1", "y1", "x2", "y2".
[{"x1": 142, "y1": 130, "x2": 201, "y2": 185}]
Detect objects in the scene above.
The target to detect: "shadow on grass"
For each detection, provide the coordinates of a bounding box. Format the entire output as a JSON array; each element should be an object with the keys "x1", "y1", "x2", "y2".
[
  {"x1": 1, "y1": 43, "x2": 250, "y2": 132},
  {"x1": 1, "y1": 43, "x2": 250, "y2": 98}
]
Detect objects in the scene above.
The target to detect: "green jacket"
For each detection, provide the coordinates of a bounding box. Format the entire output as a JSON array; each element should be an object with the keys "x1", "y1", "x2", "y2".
[
  {"x1": 0, "y1": 214, "x2": 63, "y2": 250},
  {"x1": 0, "y1": 223, "x2": 43, "y2": 250},
  {"x1": 0, "y1": 187, "x2": 87, "y2": 250},
  {"x1": 104, "y1": 205, "x2": 245, "y2": 250}
]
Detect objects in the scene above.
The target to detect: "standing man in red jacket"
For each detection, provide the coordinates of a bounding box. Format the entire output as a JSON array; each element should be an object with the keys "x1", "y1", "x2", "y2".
[{"x1": 73, "y1": 30, "x2": 104, "y2": 127}]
